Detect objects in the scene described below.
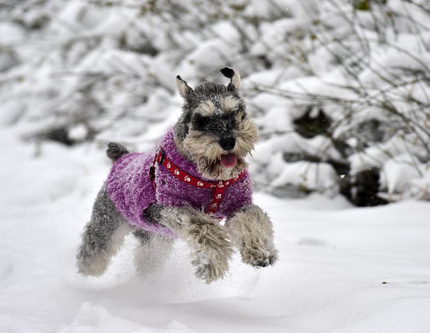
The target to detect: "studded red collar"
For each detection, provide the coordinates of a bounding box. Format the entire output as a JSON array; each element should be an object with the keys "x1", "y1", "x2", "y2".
[{"x1": 149, "y1": 149, "x2": 245, "y2": 214}]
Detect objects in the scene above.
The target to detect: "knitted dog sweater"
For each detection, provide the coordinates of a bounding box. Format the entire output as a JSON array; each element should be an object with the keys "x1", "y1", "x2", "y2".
[{"x1": 106, "y1": 128, "x2": 253, "y2": 238}]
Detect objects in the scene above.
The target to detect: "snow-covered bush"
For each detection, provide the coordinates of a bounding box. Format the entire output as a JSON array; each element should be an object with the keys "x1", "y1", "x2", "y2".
[
  {"x1": 246, "y1": 0, "x2": 430, "y2": 205},
  {"x1": 1, "y1": 0, "x2": 429, "y2": 205}
]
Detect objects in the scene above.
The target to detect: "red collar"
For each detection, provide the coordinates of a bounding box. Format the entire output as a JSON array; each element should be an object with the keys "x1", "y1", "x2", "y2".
[{"x1": 150, "y1": 149, "x2": 245, "y2": 214}]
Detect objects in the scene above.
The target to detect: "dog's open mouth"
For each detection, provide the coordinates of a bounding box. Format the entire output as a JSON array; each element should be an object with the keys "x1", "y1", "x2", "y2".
[{"x1": 220, "y1": 153, "x2": 237, "y2": 168}]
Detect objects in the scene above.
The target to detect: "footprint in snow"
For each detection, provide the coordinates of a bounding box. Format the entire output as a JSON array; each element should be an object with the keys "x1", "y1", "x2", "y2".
[{"x1": 297, "y1": 237, "x2": 330, "y2": 248}]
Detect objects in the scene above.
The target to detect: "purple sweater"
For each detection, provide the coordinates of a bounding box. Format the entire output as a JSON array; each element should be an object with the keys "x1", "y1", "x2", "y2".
[{"x1": 106, "y1": 129, "x2": 253, "y2": 238}]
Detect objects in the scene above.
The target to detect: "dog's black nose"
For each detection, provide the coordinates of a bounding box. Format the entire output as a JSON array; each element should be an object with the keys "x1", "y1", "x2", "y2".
[{"x1": 219, "y1": 137, "x2": 236, "y2": 150}]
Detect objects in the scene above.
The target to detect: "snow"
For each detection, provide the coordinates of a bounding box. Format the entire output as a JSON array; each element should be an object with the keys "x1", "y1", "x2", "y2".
[
  {"x1": 1, "y1": 0, "x2": 430, "y2": 331},
  {"x1": 381, "y1": 155, "x2": 422, "y2": 194},
  {"x1": 271, "y1": 161, "x2": 339, "y2": 193},
  {"x1": 69, "y1": 124, "x2": 88, "y2": 142},
  {"x1": 1, "y1": 128, "x2": 430, "y2": 333},
  {"x1": 3, "y1": 0, "x2": 430, "y2": 202}
]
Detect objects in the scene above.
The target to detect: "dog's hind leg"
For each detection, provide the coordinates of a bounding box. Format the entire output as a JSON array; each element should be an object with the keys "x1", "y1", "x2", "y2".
[
  {"x1": 77, "y1": 186, "x2": 131, "y2": 276},
  {"x1": 132, "y1": 229, "x2": 174, "y2": 279}
]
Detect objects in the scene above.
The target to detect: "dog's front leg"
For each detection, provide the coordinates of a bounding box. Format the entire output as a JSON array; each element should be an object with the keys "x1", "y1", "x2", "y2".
[
  {"x1": 145, "y1": 204, "x2": 233, "y2": 283},
  {"x1": 226, "y1": 204, "x2": 278, "y2": 267}
]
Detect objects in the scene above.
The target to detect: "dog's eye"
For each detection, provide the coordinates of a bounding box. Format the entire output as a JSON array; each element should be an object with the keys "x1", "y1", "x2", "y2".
[{"x1": 193, "y1": 114, "x2": 210, "y2": 129}]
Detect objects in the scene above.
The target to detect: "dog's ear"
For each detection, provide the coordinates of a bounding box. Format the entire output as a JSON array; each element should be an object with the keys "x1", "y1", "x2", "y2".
[
  {"x1": 220, "y1": 67, "x2": 241, "y2": 92},
  {"x1": 176, "y1": 75, "x2": 194, "y2": 99}
]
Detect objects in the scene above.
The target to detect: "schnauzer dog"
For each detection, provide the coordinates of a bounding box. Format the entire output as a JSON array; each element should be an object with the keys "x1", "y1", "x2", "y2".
[{"x1": 77, "y1": 67, "x2": 278, "y2": 283}]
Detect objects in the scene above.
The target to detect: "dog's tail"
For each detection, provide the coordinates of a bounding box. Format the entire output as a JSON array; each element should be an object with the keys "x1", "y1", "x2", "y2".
[{"x1": 106, "y1": 142, "x2": 129, "y2": 162}]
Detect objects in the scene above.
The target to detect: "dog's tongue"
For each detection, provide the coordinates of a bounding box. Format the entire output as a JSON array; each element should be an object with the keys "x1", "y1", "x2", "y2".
[{"x1": 220, "y1": 153, "x2": 237, "y2": 168}]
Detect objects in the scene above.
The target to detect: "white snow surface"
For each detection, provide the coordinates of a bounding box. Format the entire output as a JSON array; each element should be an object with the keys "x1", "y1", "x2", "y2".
[{"x1": 1, "y1": 128, "x2": 430, "y2": 333}]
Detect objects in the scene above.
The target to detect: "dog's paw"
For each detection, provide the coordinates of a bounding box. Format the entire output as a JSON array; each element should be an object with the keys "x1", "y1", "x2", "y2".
[
  {"x1": 76, "y1": 255, "x2": 109, "y2": 277},
  {"x1": 241, "y1": 245, "x2": 278, "y2": 268},
  {"x1": 187, "y1": 218, "x2": 233, "y2": 283},
  {"x1": 192, "y1": 251, "x2": 229, "y2": 283}
]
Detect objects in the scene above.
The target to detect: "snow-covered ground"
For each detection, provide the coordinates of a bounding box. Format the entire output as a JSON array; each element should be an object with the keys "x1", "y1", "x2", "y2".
[{"x1": 1, "y1": 127, "x2": 430, "y2": 333}]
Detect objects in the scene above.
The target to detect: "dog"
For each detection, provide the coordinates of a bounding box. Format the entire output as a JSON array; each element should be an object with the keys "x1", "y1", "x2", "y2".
[{"x1": 77, "y1": 67, "x2": 278, "y2": 283}]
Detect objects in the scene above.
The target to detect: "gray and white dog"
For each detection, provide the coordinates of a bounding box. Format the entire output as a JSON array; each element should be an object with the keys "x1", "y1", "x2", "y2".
[{"x1": 77, "y1": 67, "x2": 278, "y2": 284}]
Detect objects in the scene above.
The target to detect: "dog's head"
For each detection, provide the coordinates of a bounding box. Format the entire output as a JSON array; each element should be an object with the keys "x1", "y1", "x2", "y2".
[{"x1": 174, "y1": 67, "x2": 258, "y2": 180}]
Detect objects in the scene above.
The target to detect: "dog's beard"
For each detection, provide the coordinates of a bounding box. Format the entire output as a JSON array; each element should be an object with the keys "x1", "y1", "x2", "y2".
[
  {"x1": 178, "y1": 119, "x2": 258, "y2": 180},
  {"x1": 197, "y1": 154, "x2": 248, "y2": 181}
]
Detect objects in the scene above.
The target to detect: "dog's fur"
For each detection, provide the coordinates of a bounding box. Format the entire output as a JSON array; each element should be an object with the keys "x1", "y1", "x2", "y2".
[{"x1": 77, "y1": 68, "x2": 278, "y2": 283}]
